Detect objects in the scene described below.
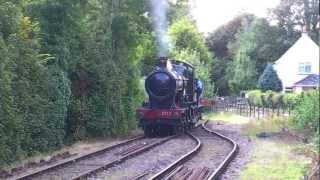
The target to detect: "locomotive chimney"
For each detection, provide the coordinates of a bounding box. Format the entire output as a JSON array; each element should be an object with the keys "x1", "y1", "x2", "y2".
[{"x1": 158, "y1": 57, "x2": 168, "y2": 68}]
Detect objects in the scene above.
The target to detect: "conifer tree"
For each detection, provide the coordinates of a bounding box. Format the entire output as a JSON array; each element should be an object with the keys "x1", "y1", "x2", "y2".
[{"x1": 258, "y1": 64, "x2": 282, "y2": 92}]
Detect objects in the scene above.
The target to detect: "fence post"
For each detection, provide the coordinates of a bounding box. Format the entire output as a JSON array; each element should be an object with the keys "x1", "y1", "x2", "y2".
[
  {"x1": 246, "y1": 104, "x2": 249, "y2": 117},
  {"x1": 288, "y1": 106, "x2": 291, "y2": 116}
]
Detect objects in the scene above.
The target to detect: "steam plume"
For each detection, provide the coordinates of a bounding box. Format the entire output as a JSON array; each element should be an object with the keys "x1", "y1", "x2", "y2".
[{"x1": 150, "y1": 0, "x2": 169, "y2": 56}]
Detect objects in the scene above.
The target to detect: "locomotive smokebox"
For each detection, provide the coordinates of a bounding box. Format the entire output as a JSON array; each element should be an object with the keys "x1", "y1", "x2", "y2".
[{"x1": 145, "y1": 57, "x2": 176, "y2": 108}]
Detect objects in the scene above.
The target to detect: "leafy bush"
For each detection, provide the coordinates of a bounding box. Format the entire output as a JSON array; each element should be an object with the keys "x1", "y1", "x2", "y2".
[
  {"x1": 271, "y1": 92, "x2": 284, "y2": 108},
  {"x1": 0, "y1": 2, "x2": 69, "y2": 165},
  {"x1": 263, "y1": 90, "x2": 274, "y2": 107},
  {"x1": 292, "y1": 91, "x2": 319, "y2": 146},
  {"x1": 246, "y1": 90, "x2": 301, "y2": 110},
  {"x1": 246, "y1": 90, "x2": 318, "y2": 148},
  {"x1": 283, "y1": 93, "x2": 300, "y2": 109},
  {"x1": 0, "y1": 0, "x2": 150, "y2": 166},
  {"x1": 247, "y1": 90, "x2": 262, "y2": 106}
]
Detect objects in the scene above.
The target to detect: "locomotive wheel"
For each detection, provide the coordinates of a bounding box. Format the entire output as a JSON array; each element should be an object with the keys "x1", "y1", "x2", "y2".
[
  {"x1": 173, "y1": 125, "x2": 180, "y2": 134},
  {"x1": 184, "y1": 116, "x2": 189, "y2": 131},
  {"x1": 181, "y1": 125, "x2": 185, "y2": 133},
  {"x1": 190, "y1": 122, "x2": 195, "y2": 128},
  {"x1": 144, "y1": 125, "x2": 154, "y2": 137}
]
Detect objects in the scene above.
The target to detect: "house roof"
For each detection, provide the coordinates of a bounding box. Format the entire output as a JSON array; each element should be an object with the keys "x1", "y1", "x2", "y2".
[
  {"x1": 273, "y1": 33, "x2": 319, "y2": 89},
  {"x1": 274, "y1": 33, "x2": 319, "y2": 66},
  {"x1": 293, "y1": 74, "x2": 320, "y2": 87}
]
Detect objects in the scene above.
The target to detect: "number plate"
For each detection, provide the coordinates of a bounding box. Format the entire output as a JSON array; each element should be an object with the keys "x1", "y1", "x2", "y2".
[{"x1": 159, "y1": 111, "x2": 172, "y2": 117}]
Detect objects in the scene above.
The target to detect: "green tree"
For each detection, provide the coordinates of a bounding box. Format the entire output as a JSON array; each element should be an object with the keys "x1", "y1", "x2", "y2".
[
  {"x1": 0, "y1": 33, "x2": 22, "y2": 165},
  {"x1": 206, "y1": 15, "x2": 291, "y2": 95},
  {"x1": 169, "y1": 18, "x2": 214, "y2": 98},
  {"x1": 228, "y1": 51, "x2": 258, "y2": 94},
  {"x1": 0, "y1": 1, "x2": 72, "y2": 164},
  {"x1": 206, "y1": 14, "x2": 255, "y2": 96},
  {"x1": 0, "y1": 0, "x2": 155, "y2": 165},
  {"x1": 169, "y1": 18, "x2": 212, "y2": 63},
  {"x1": 258, "y1": 64, "x2": 283, "y2": 92},
  {"x1": 271, "y1": 0, "x2": 319, "y2": 42},
  {"x1": 227, "y1": 18, "x2": 258, "y2": 94},
  {"x1": 206, "y1": 14, "x2": 255, "y2": 60},
  {"x1": 226, "y1": 17, "x2": 295, "y2": 94},
  {"x1": 229, "y1": 18, "x2": 295, "y2": 74},
  {"x1": 168, "y1": 0, "x2": 190, "y2": 23}
]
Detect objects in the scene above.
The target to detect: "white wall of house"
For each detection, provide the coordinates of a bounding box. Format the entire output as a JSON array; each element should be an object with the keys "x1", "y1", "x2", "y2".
[
  {"x1": 293, "y1": 86, "x2": 303, "y2": 93},
  {"x1": 274, "y1": 33, "x2": 319, "y2": 91},
  {"x1": 293, "y1": 86, "x2": 318, "y2": 93}
]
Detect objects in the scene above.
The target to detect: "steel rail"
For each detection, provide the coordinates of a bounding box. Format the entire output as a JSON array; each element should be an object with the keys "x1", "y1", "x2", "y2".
[
  {"x1": 150, "y1": 121, "x2": 239, "y2": 180},
  {"x1": 14, "y1": 135, "x2": 178, "y2": 180},
  {"x1": 14, "y1": 135, "x2": 145, "y2": 180},
  {"x1": 202, "y1": 121, "x2": 239, "y2": 180},
  {"x1": 71, "y1": 135, "x2": 177, "y2": 180},
  {"x1": 149, "y1": 132, "x2": 202, "y2": 180},
  {"x1": 12, "y1": 136, "x2": 154, "y2": 180}
]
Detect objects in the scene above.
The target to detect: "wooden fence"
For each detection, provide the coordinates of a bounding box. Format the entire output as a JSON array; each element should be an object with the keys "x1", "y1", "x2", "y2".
[{"x1": 209, "y1": 97, "x2": 291, "y2": 119}]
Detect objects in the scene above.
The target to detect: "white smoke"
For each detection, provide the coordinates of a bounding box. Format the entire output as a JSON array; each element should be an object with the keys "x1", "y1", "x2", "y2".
[{"x1": 151, "y1": 0, "x2": 170, "y2": 57}]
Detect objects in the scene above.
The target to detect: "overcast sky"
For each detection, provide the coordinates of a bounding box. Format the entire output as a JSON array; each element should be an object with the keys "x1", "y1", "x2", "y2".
[{"x1": 191, "y1": 0, "x2": 280, "y2": 33}]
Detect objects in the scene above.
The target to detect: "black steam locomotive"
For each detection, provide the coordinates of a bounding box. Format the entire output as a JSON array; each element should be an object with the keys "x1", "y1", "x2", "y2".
[{"x1": 137, "y1": 57, "x2": 203, "y2": 136}]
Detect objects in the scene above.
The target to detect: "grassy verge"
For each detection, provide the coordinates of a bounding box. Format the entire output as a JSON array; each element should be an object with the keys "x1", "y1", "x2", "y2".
[
  {"x1": 1, "y1": 129, "x2": 142, "y2": 172},
  {"x1": 204, "y1": 112, "x2": 312, "y2": 180},
  {"x1": 241, "y1": 139, "x2": 310, "y2": 180},
  {"x1": 242, "y1": 115, "x2": 290, "y2": 137},
  {"x1": 203, "y1": 112, "x2": 250, "y2": 125}
]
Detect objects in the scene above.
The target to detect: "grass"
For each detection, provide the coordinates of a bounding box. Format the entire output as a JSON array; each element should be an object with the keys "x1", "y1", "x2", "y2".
[
  {"x1": 205, "y1": 112, "x2": 312, "y2": 180},
  {"x1": 241, "y1": 140, "x2": 310, "y2": 180},
  {"x1": 203, "y1": 112, "x2": 250, "y2": 124},
  {"x1": 1, "y1": 130, "x2": 143, "y2": 171},
  {"x1": 242, "y1": 116, "x2": 290, "y2": 137}
]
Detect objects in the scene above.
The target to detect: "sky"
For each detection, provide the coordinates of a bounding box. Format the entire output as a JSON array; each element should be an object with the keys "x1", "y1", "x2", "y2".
[{"x1": 191, "y1": 0, "x2": 280, "y2": 34}]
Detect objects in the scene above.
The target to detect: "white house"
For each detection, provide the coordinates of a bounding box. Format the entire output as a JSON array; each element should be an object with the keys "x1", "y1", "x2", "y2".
[
  {"x1": 273, "y1": 33, "x2": 319, "y2": 92},
  {"x1": 292, "y1": 74, "x2": 319, "y2": 93}
]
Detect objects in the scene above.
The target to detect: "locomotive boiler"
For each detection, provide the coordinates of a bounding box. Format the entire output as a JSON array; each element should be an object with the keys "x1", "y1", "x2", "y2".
[{"x1": 137, "y1": 57, "x2": 203, "y2": 136}]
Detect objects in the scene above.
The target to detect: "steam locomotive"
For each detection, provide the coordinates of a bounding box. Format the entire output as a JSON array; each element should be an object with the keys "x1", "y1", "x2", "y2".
[{"x1": 137, "y1": 57, "x2": 203, "y2": 136}]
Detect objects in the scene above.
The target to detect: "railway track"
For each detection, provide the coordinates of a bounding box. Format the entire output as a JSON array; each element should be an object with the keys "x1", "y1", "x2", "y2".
[
  {"x1": 8, "y1": 121, "x2": 238, "y2": 180},
  {"x1": 150, "y1": 121, "x2": 239, "y2": 180},
  {"x1": 9, "y1": 135, "x2": 176, "y2": 180},
  {"x1": 90, "y1": 133, "x2": 201, "y2": 180}
]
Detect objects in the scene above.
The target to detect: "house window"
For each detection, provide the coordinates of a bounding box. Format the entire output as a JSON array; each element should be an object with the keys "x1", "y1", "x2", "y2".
[{"x1": 298, "y1": 62, "x2": 312, "y2": 73}]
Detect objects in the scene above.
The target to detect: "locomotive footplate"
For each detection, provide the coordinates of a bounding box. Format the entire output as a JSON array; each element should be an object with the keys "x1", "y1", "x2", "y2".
[{"x1": 137, "y1": 108, "x2": 186, "y2": 120}]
